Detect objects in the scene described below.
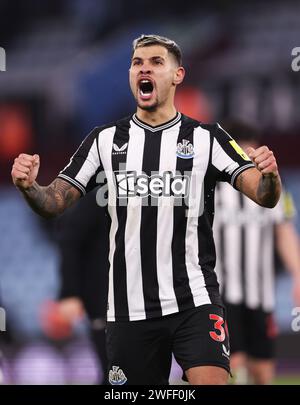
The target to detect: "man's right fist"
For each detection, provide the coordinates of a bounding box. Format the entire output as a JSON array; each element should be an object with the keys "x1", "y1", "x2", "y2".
[{"x1": 11, "y1": 153, "x2": 40, "y2": 190}]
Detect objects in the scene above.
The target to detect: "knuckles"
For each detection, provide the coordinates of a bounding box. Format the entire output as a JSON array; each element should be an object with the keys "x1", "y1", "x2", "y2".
[
  {"x1": 14, "y1": 157, "x2": 33, "y2": 168},
  {"x1": 255, "y1": 147, "x2": 278, "y2": 173}
]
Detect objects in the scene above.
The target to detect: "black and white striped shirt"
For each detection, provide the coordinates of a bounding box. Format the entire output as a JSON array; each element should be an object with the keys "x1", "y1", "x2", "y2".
[
  {"x1": 214, "y1": 182, "x2": 286, "y2": 311},
  {"x1": 58, "y1": 113, "x2": 254, "y2": 321}
]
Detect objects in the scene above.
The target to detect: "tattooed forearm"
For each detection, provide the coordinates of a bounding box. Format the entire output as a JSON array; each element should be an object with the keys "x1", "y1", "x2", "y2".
[
  {"x1": 236, "y1": 171, "x2": 245, "y2": 194},
  {"x1": 256, "y1": 173, "x2": 281, "y2": 208},
  {"x1": 20, "y1": 178, "x2": 81, "y2": 218},
  {"x1": 236, "y1": 168, "x2": 282, "y2": 208}
]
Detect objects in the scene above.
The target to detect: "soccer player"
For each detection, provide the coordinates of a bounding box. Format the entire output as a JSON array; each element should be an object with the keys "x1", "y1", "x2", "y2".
[
  {"x1": 214, "y1": 121, "x2": 300, "y2": 384},
  {"x1": 11, "y1": 34, "x2": 282, "y2": 385}
]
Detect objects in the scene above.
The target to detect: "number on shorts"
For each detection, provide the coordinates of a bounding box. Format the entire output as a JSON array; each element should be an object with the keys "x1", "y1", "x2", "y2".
[{"x1": 209, "y1": 314, "x2": 225, "y2": 342}]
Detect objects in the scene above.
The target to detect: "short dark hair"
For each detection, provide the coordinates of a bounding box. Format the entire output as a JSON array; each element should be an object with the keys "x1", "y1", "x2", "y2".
[{"x1": 132, "y1": 34, "x2": 182, "y2": 66}]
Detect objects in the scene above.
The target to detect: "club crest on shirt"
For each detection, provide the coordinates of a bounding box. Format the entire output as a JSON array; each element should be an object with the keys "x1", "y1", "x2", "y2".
[
  {"x1": 176, "y1": 139, "x2": 194, "y2": 159},
  {"x1": 109, "y1": 366, "x2": 127, "y2": 385}
]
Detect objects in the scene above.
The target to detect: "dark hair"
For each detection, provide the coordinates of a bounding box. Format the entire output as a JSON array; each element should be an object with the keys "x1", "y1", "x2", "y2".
[
  {"x1": 221, "y1": 119, "x2": 261, "y2": 143},
  {"x1": 132, "y1": 34, "x2": 182, "y2": 66}
]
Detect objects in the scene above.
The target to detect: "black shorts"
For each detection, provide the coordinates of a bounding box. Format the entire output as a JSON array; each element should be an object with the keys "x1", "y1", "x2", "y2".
[
  {"x1": 224, "y1": 302, "x2": 278, "y2": 360},
  {"x1": 106, "y1": 304, "x2": 230, "y2": 385}
]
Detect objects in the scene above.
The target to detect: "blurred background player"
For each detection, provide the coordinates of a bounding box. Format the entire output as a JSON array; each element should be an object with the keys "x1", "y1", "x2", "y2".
[
  {"x1": 0, "y1": 293, "x2": 4, "y2": 384},
  {"x1": 213, "y1": 120, "x2": 300, "y2": 385},
  {"x1": 41, "y1": 188, "x2": 109, "y2": 384},
  {"x1": 0, "y1": 290, "x2": 14, "y2": 385}
]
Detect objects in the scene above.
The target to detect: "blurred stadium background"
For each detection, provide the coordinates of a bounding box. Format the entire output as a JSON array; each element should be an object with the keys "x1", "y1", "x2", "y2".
[{"x1": 0, "y1": 0, "x2": 300, "y2": 384}]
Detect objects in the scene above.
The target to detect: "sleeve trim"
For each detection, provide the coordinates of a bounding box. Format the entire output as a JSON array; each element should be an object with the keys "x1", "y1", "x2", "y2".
[
  {"x1": 230, "y1": 163, "x2": 255, "y2": 188},
  {"x1": 57, "y1": 174, "x2": 86, "y2": 196}
]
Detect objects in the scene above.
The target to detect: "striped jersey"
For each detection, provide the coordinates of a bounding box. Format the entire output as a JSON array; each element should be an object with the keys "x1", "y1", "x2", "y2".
[
  {"x1": 58, "y1": 112, "x2": 254, "y2": 321},
  {"x1": 214, "y1": 183, "x2": 288, "y2": 311}
]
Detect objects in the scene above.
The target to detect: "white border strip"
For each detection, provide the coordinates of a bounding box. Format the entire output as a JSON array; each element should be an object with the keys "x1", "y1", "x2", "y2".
[
  {"x1": 230, "y1": 164, "x2": 255, "y2": 187},
  {"x1": 57, "y1": 174, "x2": 86, "y2": 195}
]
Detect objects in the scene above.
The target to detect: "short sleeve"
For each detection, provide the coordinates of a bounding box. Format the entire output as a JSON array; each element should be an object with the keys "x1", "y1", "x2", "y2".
[
  {"x1": 211, "y1": 123, "x2": 255, "y2": 188},
  {"x1": 58, "y1": 127, "x2": 103, "y2": 195}
]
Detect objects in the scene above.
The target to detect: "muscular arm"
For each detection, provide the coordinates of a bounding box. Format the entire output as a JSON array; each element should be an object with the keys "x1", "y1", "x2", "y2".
[
  {"x1": 236, "y1": 167, "x2": 281, "y2": 208},
  {"x1": 12, "y1": 153, "x2": 81, "y2": 218},
  {"x1": 20, "y1": 178, "x2": 81, "y2": 218},
  {"x1": 235, "y1": 145, "x2": 281, "y2": 208}
]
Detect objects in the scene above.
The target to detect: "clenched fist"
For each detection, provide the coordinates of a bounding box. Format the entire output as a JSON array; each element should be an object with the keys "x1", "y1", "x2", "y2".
[
  {"x1": 246, "y1": 146, "x2": 278, "y2": 178},
  {"x1": 11, "y1": 153, "x2": 40, "y2": 190}
]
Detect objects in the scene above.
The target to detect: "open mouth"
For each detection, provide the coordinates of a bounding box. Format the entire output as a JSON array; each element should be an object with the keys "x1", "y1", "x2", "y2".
[{"x1": 138, "y1": 79, "x2": 154, "y2": 98}]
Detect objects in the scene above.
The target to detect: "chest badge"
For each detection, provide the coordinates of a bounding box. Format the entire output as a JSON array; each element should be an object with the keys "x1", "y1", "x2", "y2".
[{"x1": 176, "y1": 139, "x2": 194, "y2": 159}]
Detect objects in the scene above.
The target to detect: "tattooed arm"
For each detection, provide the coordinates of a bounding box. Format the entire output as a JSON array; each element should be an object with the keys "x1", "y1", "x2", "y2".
[
  {"x1": 20, "y1": 179, "x2": 81, "y2": 218},
  {"x1": 235, "y1": 146, "x2": 281, "y2": 208},
  {"x1": 11, "y1": 153, "x2": 81, "y2": 218}
]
